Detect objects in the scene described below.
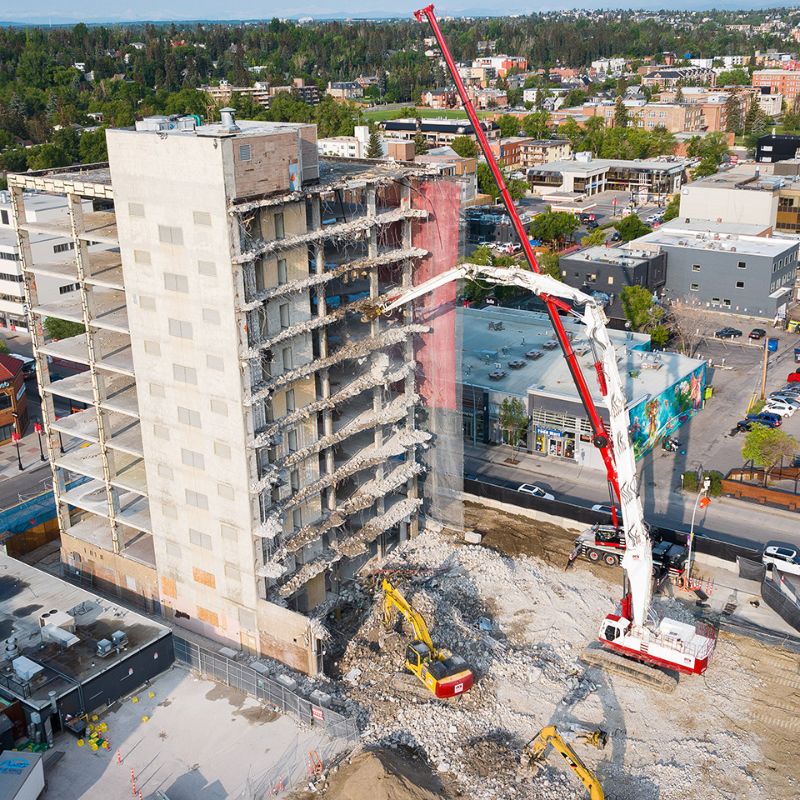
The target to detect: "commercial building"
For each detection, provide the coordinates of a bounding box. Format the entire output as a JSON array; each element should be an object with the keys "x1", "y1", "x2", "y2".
[
  {"x1": 0, "y1": 353, "x2": 28, "y2": 442},
  {"x1": 757, "y1": 133, "x2": 800, "y2": 163},
  {"x1": 0, "y1": 192, "x2": 109, "y2": 331},
  {"x1": 627, "y1": 225, "x2": 799, "y2": 319},
  {"x1": 641, "y1": 66, "x2": 717, "y2": 89},
  {"x1": 752, "y1": 68, "x2": 800, "y2": 102},
  {"x1": 558, "y1": 245, "x2": 667, "y2": 324},
  {"x1": 317, "y1": 125, "x2": 370, "y2": 159},
  {"x1": 472, "y1": 55, "x2": 527, "y2": 79},
  {"x1": 9, "y1": 112, "x2": 460, "y2": 676},
  {"x1": 0, "y1": 553, "x2": 172, "y2": 746},
  {"x1": 581, "y1": 100, "x2": 704, "y2": 133},
  {"x1": 499, "y1": 138, "x2": 571, "y2": 169},
  {"x1": 203, "y1": 79, "x2": 320, "y2": 109},
  {"x1": 527, "y1": 154, "x2": 687, "y2": 202},
  {"x1": 460, "y1": 306, "x2": 707, "y2": 469},
  {"x1": 381, "y1": 117, "x2": 500, "y2": 148},
  {"x1": 326, "y1": 81, "x2": 364, "y2": 101}
]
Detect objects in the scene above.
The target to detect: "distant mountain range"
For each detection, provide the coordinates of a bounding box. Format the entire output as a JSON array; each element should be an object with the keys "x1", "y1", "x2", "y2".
[{"x1": 1, "y1": 2, "x2": 797, "y2": 26}]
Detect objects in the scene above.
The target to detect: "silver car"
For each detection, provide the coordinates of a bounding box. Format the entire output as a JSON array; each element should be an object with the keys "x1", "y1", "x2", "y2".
[
  {"x1": 762, "y1": 544, "x2": 800, "y2": 576},
  {"x1": 517, "y1": 483, "x2": 555, "y2": 501}
]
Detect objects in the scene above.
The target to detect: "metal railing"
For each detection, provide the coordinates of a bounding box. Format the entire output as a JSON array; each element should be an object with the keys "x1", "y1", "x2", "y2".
[{"x1": 172, "y1": 636, "x2": 358, "y2": 742}]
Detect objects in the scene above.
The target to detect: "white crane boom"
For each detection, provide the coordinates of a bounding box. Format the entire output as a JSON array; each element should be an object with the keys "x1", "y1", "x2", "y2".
[{"x1": 379, "y1": 264, "x2": 653, "y2": 628}]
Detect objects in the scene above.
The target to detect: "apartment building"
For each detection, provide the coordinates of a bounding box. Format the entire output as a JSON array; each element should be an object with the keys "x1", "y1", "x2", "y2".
[
  {"x1": 641, "y1": 66, "x2": 717, "y2": 89},
  {"x1": 582, "y1": 100, "x2": 704, "y2": 133},
  {"x1": 203, "y1": 79, "x2": 320, "y2": 109},
  {"x1": 9, "y1": 112, "x2": 459, "y2": 676},
  {"x1": 472, "y1": 55, "x2": 527, "y2": 78},
  {"x1": 0, "y1": 192, "x2": 108, "y2": 331},
  {"x1": 498, "y1": 138, "x2": 572, "y2": 170},
  {"x1": 381, "y1": 118, "x2": 500, "y2": 148},
  {"x1": 752, "y1": 68, "x2": 800, "y2": 102},
  {"x1": 317, "y1": 126, "x2": 371, "y2": 159},
  {"x1": 326, "y1": 82, "x2": 364, "y2": 101}
]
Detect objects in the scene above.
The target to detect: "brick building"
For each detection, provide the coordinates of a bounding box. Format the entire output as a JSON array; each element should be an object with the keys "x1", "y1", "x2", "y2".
[{"x1": 0, "y1": 353, "x2": 28, "y2": 443}]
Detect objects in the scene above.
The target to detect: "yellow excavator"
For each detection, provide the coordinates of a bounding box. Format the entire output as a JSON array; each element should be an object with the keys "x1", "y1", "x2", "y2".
[
  {"x1": 521, "y1": 725, "x2": 606, "y2": 800},
  {"x1": 381, "y1": 578, "x2": 474, "y2": 699}
]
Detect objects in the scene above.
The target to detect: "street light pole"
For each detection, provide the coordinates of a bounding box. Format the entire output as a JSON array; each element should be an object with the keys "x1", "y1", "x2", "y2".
[
  {"x1": 10, "y1": 431, "x2": 23, "y2": 471},
  {"x1": 34, "y1": 421, "x2": 45, "y2": 461},
  {"x1": 686, "y1": 469, "x2": 711, "y2": 585}
]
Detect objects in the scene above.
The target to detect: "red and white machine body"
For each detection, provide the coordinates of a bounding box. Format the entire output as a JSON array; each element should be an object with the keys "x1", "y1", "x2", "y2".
[{"x1": 599, "y1": 595, "x2": 716, "y2": 675}]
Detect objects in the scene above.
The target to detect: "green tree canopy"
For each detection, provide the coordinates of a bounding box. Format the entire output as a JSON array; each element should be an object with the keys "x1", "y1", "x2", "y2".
[
  {"x1": 662, "y1": 194, "x2": 680, "y2": 222},
  {"x1": 742, "y1": 425, "x2": 798, "y2": 485},
  {"x1": 499, "y1": 397, "x2": 529, "y2": 446},
  {"x1": 450, "y1": 135, "x2": 478, "y2": 158},
  {"x1": 496, "y1": 114, "x2": 522, "y2": 138},
  {"x1": 581, "y1": 227, "x2": 608, "y2": 247},
  {"x1": 477, "y1": 162, "x2": 527, "y2": 200},
  {"x1": 529, "y1": 208, "x2": 579, "y2": 248},
  {"x1": 522, "y1": 111, "x2": 550, "y2": 139},
  {"x1": 717, "y1": 67, "x2": 750, "y2": 86},
  {"x1": 44, "y1": 318, "x2": 85, "y2": 341},
  {"x1": 613, "y1": 214, "x2": 651, "y2": 242},
  {"x1": 366, "y1": 130, "x2": 382, "y2": 159},
  {"x1": 536, "y1": 250, "x2": 561, "y2": 280}
]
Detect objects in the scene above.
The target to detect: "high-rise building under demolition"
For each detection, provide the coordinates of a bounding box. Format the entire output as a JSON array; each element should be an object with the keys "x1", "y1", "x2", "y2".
[{"x1": 9, "y1": 112, "x2": 461, "y2": 675}]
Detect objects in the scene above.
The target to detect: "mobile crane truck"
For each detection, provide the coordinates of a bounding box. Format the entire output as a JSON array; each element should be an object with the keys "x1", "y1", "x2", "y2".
[{"x1": 370, "y1": 4, "x2": 717, "y2": 691}]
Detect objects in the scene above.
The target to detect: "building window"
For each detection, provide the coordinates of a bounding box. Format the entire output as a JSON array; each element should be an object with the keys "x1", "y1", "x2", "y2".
[
  {"x1": 173, "y1": 364, "x2": 198, "y2": 385},
  {"x1": 735, "y1": 281, "x2": 744, "y2": 288},
  {"x1": 214, "y1": 440, "x2": 231, "y2": 459},
  {"x1": 134, "y1": 250, "x2": 151, "y2": 264},
  {"x1": 202, "y1": 308, "x2": 220, "y2": 325},
  {"x1": 0, "y1": 210, "x2": 8, "y2": 225},
  {"x1": 274, "y1": 212, "x2": 285, "y2": 240},
  {"x1": 206, "y1": 354, "x2": 224, "y2": 371},
  {"x1": 0, "y1": 252, "x2": 19, "y2": 261},
  {"x1": 723, "y1": 299, "x2": 731, "y2": 307},
  {"x1": 168, "y1": 318, "x2": 193, "y2": 339},
  {"x1": 692, "y1": 264, "x2": 700, "y2": 272},
  {"x1": 182, "y1": 448, "x2": 205, "y2": 469},
  {"x1": 198, "y1": 260, "x2": 216, "y2": 277},
  {"x1": 277, "y1": 258, "x2": 288, "y2": 285},
  {"x1": 144, "y1": 341, "x2": 160, "y2": 355},
  {"x1": 164, "y1": 272, "x2": 189, "y2": 293},
  {"x1": 158, "y1": 225, "x2": 184, "y2": 246},
  {"x1": 128, "y1": 202, "x2": 145, "y2": 217},
  {"x1": 290, "y1": 469, "x2": 300, "y2": 491},
  {"x1": 189, "y1": 529, "x2": 212, "y2": 549},
  {"x1": 279, "y1": 303, "x2": 290, "y2": 329},
  {"x1": 285, "y1": 388, "x2": 295, "y2": 412},
  {"x1": 140, "y1": 295, "x2": 156, "y2": 310},
  {"x1": 177, "y1": 406, "x2": 201, "y2": 427},
  {"x1": 185, "y1": 489, "x2": 208, "y2": 509},
  {"x1": 282, "y1": 347, "x2": 293, "y2": 371},
  {"x1": 53, "y1": 242, "x2": 75, "y2": 254},
  {"x1": 239, "y1": 143, "x2": 252, "y2": 162},
  {"x1": 218, "y1": 483, "x2": 234, "y2": 500},
  {"x1": 607, "y1": 276, "x2": 614, "y2": 285},
  {"x1": 210, "y1": 398, "x2": 227, "y2": 416},
  {"x1": 690, "y1": 282, "x2": 699, "y2": 291},
  {"x1": 193, "y1": 211, "x2": 212, "y2": 226},
  {"x1": 287, "y1": 428, "x2": 298, "y2": 452},
  {"x1": 59, "y1": 283, "x2": 79, "y2": 294},
  {"x1": 0, "y1": 273, "x2": 22, "y2": 282},
  {"x1": 292, "y1": 508, "x2": 302, "y2": 530},
  {"x1": 737, "y1": 260, "x2": 746, "y2": 269},
  {"x1": 711, "y1": 297, "x2": 720, "y2": 305}
]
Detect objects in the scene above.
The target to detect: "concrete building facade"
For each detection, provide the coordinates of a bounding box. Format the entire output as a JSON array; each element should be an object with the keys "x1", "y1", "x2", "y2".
[
  {"x1": 628, "y1": 226, "x2": 798, "y2": 319},
  {"x1": 9, "y1": 113, "x2": 459, "y2": 676}
]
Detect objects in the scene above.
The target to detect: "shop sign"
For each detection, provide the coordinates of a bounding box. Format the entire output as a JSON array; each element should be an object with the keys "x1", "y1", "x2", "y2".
[{"x1": 536, "y1": 426, "x2": 563, "y2": 438}]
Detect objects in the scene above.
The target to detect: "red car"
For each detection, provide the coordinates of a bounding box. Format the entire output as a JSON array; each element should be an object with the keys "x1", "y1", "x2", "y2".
[{"x1": 788, "y1": 370, "x2": 800, "y2": 383}]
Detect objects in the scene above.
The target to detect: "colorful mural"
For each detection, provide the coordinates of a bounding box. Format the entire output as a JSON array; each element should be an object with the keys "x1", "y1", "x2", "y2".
[{"x1": 628, "y1": 363, "x2": 707, "y2": 459}]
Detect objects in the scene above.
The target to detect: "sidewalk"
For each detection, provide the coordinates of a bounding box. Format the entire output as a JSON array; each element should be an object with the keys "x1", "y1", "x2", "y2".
[{"x1": 0, "y1": 426, "x2": 50, "y2": 480}]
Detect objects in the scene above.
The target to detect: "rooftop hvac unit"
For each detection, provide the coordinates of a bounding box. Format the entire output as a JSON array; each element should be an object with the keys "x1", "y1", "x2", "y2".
[
  {"x1": 39, "y1": 609, "x2": 76, "y2": 632},
  {"x1": 111, "y1": 630, "x2": 129, "y2": 649},
  {"x1": 3, "y1": 637, "x2": 19, "y2": 661},
  {"x1": 13, "y1": 655, "x2": 44, "y2": 683},
  {"x1": 96, "y1": 639, "x2": 114, "y2": 658},
  {"x1": 41, "y1": 624, "x2": 79, "y2": 649}
]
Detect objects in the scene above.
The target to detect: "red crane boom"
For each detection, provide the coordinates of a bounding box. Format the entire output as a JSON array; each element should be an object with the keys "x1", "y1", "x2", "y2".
[{"x1": 413, "y1": 5, "x2": 622, "y2": 517}]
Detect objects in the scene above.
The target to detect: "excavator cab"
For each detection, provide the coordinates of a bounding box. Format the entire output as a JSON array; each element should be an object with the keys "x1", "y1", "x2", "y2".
[{"x1": 406, "y1": 640, "x2": 431, "y2": 670}]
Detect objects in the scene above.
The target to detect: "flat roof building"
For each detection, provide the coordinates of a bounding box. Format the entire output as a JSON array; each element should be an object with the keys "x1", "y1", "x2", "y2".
[
  {"x1": 381, "y1": 118, "x2": 500, "y2": 148},
  {"x1": 460, "y1": 306, "x2": 706, "y2": 468}
]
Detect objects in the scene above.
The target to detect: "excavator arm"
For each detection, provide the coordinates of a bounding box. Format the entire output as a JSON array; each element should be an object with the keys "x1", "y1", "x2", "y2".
[
  {"x1": 523, "y1": 725, "x2": 605, "y2": 800},
  {"x1": 373, "y1": 265, "x2": 653, "y2": 629},
  {"x1": 382, "y1": 578, "x2": 436, "y2": 654}
]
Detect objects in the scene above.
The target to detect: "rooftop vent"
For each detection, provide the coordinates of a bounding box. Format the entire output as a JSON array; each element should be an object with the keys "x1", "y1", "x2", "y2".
[{"x1": 220, "y1": 107, "x2": 240, "y2": 133}]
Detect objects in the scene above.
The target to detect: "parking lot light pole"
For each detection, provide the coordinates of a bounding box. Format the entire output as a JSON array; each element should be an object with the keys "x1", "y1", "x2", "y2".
[{"x1": 686, "y1": 472, "x2": 711, "y2": 584}]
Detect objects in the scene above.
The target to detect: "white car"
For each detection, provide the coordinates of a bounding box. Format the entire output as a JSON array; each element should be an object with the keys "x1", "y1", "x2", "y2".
[
  {"x1": 762, "y1": 544, "x2": 800, "y2": 576},
  {"x1": 768, "y1": 393, "x2": 800, "y2": 408},
  {"x1": 764, "y1": 400, "x2": 796, "y2": 417},
  {"x1": 517, "y1": 483, "x2": 555, "y2": 501}
]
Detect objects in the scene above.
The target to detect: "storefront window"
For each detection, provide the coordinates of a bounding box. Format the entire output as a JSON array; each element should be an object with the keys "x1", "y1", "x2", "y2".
[
  {"x1": 0, "y1": 393, "x2": 11, "y2": 411},
  {"x1": 0, "y1": 423, "x2": 13, "y2": 441}
]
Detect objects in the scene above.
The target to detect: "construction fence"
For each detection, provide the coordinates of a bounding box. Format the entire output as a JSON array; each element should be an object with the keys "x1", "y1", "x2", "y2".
[
  {"x1": 762, "y1": 573, "x2": 800, "y2": 634},
  {"x1": 172, "y1": 636, "x2": 358, "y2": 743}
]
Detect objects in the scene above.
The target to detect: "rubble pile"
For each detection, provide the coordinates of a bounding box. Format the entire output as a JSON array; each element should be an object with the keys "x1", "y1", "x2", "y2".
[{"x1": 313, "y1": 530, "x2": 766, "y2": 800}]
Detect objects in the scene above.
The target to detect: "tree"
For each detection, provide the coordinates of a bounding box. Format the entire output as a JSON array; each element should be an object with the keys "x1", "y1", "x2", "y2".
[
  {"x1": 692, "y1": 155, "x2": 721, "y2": 178},
  {"x1": 79, "y1": 127, "x2": 108, "y2": 163},
  {"x1": 0, "y1": 340, "x2": 8, "y2": 355},
  {"x1": 665, "y1": 299, "x2": 716, "y2": 356},
  {"x1": 613, "y1": 214, "x2": 651, "y2": 242},
  {"x1": 413, "y1": 131, "x2": 428, "y2": 155},
  {"x1": 662, "y1": 194, "x2": 680, "y2": 222},
  {"x1": 536, "y1": 250, "x2": 561, "y2": 280},
  {"x1": 477, "y1": 162, "x2": 527, "y2": 200},
  {"x1": 674, "y1": 85, "x2": 684, "y2": 103},
  {"x1": 717, "y1": 67, "x2": 750, "y2": 87},
  {"x1": 450, "y1": 135, "x2": 478, "y2": 159},
  {"x1": 365, "y1": 130, "x2": 382, "y2": 159},
  {"x1": 522, "y1": 110, "x2": 550, "y2": 140},
  {"x1": 742, "y1": 425, "x2": 798, "y2": 486},
  {"x1": 496, "y1": 114, "x2": 521, "y2": 138},
  {"x1": 621, "y1": 285, "x2": 663, "y2": 330},
  {"x1": 529, "y1": 208, "x2": 579, "y2": 248},
  {"x1": 724, "y1": 93, "x2": 743, "y2": 135},
  {"x1": 613, "y1": 96, "x2": 629, "y2": 128},
  {"x1": 499, "y1": 397, "x2": 529, "y2": 446},
  {"x1": 44, "y1": 317, "x2": 85, "y2": 340},
  {"x1": 581, "y1": 227, "x2": 608, "y2": 247}
]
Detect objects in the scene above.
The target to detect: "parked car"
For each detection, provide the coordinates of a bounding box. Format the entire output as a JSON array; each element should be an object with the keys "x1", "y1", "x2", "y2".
[
  {"x1": 762, "y1": 543, "x2": 800, "y2": 576},
  {"x1": 585, "y1": 219, "x2": 599, "y2": 229},
  {"x1": 735, "y1": 419, "x2": 754, "y2": 432},
  {"x1": 748, "y1": 328, "x2": 767, "y2": 340},
  {"x1": 715, "y1": 327, "x2": 743, "y2": 339},
  {"x1": 763, "y1": 400, "x2": 796, "y2": 417},
  {"x1": 517, "y1": 483, "x2": 555, "y2": 500},
  {"x1": 610, "y1": 231, "x2": 621, "y2": 242},
  {"x1": 591, "y1": 503, "x2": 620, "y2": 517},
  {"x1": 746, "y1": 412, "x2": 782, "y2": 427},
  {"x1": 768, "y1": 393, "x2": 800, "y2": 407},
  {"x1": 787, "y1": 370, "x2": 800, "y2": 383}
]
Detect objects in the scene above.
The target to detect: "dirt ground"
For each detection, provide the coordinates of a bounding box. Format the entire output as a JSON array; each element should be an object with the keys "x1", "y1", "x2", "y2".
[
  {"x1": 318, "y1": 502, "x2": 800, "y2": 800},
  {"x1": 288, "y1": 748, "x2": 456, "y2": 800}
]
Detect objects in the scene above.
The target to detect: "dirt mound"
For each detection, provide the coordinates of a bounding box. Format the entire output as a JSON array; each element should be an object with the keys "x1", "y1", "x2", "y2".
[{"x1": 307, "y1": 748, "x2": 451, "y2": 800}]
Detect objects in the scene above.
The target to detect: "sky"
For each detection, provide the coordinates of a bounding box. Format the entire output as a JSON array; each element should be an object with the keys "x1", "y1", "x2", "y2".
[{"x1": 0, "y1": 1, "x2": 791, "y2": 24}]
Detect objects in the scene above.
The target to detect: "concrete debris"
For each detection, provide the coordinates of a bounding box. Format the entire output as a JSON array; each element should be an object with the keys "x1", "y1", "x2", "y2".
[
  {"x1": 337, "y1": 499, "x2": 423, "y2": 559},
  {"x1": 255, "y1": 561, "x2": 288, "y2": 579},
  {"x1": 245, "y1": 323, "x2": 429, "y2": 405},
  {"x1": 252, "y1": 358, "x2": 410, "y2": 448},
  {"x1": 239, "y1": 248, "x2": 427, "y2": 312},
  {"x1": 311, "y1": 529, "x2": 765, "y2": 800},
  {"x1": 233, "y1": 208, "x2": 428, "y2": 264},
  {"x1": 280, "y1": 548, "x2": 343, "y2": 598}
]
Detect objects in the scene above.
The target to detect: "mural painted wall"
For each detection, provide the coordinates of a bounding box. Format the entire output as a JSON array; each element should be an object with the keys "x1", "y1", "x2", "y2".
[{"x1": 628, "y1": 363, "x2": 707, "y2": 459}]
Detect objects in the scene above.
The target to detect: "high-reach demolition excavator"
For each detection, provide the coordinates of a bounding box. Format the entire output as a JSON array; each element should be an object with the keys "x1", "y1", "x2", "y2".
[{"x1": 367, "y1": 5, "x2": 717, "y2": 690}]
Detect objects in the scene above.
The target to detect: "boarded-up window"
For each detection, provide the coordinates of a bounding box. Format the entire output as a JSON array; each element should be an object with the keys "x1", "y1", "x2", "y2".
[
  {"x1": 197, "y1": 606, "x2": 219, "y2": 627},
  {"x1": 161, "y1": 576, "x2": 177, "y2": 598},
  {"x1": 193, "y1": 567, "x2": 216, "y2": 588}
]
